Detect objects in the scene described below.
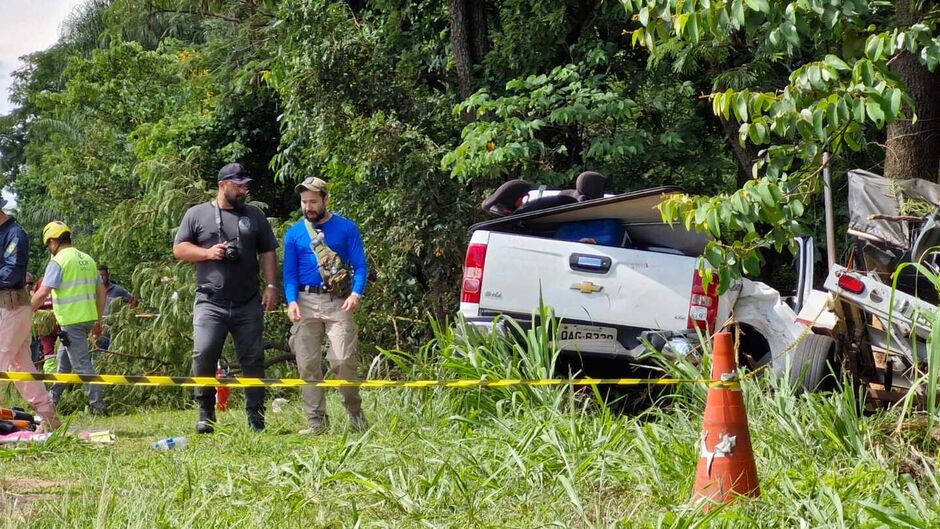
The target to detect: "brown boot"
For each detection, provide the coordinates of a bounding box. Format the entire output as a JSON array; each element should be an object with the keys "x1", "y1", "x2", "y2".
[
  {"x1": 298, "y1": 417, "x2": 329, "y2": 435},
  {"x1": 39, "y1": 414, "x2": 61, "y2": 432}
]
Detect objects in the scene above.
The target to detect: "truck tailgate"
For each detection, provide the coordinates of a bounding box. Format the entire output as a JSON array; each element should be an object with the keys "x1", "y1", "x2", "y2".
[{"x1": 479, "y1": 232, "x2": 696, "y2": 332}]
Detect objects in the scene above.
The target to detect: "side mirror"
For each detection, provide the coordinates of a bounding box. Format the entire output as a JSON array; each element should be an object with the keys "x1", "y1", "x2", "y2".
[
  {"x1": 911, "y1": 213, "x2": 940, "y2": 274},
  {"x1": 793, "y1": 236, "x2": 815, "y2": 313}
]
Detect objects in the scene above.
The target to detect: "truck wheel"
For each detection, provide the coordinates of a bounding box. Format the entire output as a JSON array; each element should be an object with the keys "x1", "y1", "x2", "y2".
[{"x1": 781, "y1": 334, "x2": 835, "y2": 391}]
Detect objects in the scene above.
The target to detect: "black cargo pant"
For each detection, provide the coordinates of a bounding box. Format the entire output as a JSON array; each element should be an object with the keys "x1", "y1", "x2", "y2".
[{"x1": 192, "y1": 292, "x2": 265, "y2": 413}]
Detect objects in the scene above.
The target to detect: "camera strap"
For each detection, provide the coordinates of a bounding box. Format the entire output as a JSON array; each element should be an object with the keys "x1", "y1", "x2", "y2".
[
  {"x1": 303, "y1": 220, "x2": 352, "y2": 297},
  {"x1": 213, "y1": 200, "x2": 240, "y2": 247}
]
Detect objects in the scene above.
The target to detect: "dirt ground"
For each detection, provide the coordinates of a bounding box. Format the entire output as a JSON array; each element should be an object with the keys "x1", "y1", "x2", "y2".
[{"x1": 0, "y1": 477, "x2": 67, "y2": 520}]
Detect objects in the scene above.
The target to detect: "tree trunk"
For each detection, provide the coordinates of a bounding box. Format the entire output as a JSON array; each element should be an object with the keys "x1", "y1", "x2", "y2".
[
  {"x1": 566, "y1": 0, "x2": 597, "y2": 47},
  {"x1": 707, "y1": 59, "x2": 759, "y2": 185},
  {"x1": 469, "y1": 0, "x2": 487, "y2": 64},
  {"x1": 884, "y1": 0, "x2": 940, "y2": 181},
  {"x1": 449, "y1": 0, "x2": 474, "y2": 99},
  {"x1": 550, "y1": 0, "x2": 598, "y2": 65},
  {"x1": 720, "y1": 116, "x2": 758, "y2": 185}
]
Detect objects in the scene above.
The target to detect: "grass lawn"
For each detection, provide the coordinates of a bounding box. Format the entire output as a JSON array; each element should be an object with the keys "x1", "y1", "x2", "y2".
[
  {"x1": 2, "y1": 316, "x2": 939, "y2": 527},
  {"x1": 2, "y1": 377, "x2": 940, "y2": 528}
]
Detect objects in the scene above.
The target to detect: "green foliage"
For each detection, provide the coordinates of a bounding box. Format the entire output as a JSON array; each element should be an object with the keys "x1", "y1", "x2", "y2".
[
  {"x1": 445, "y1": 15, "x2": 739, "y2": 195},
  {"x1": 3, "y1": 4, "x2": 287, "y2": 399},
  {"x1": 622, "y1": 0, "x2": 940, "y2": 290},
  {"x1": 445, "y1": 61, "x2": 647, "y2": 185},
  {"x1": 267, "y1": 0, "x2": 474, "y2": 347},
  {"x1": 885, "y1": 260, "x2": 940, "y2": 442},
  {"x1": 382, "y1": 305, "x2": 567, "y2": 418},
  {"x1": 9, "y1": 0, "x2": 933, "y2": 405}
]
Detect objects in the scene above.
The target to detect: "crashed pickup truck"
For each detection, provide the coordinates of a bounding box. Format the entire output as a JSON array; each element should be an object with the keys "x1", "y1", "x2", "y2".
[
  {"x1": 459, "y1": 185, "x2": 833, "y2": 386},
  {"x1": 816, "y1": 170, "x2": 940, "y2": 403}
]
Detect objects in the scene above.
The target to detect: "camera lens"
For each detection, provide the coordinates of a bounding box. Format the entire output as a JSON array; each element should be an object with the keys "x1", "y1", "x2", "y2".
[{"x1": 224, "y1": 240, "x2": 239, "y2": 261}]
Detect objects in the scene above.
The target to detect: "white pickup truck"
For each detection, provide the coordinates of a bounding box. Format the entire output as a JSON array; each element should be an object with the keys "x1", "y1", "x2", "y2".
[{"x1": 459, "y1": 186, "x2": 834, "y2": 386}]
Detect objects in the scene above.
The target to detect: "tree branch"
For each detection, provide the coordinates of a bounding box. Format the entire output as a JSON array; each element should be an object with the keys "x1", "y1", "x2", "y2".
[
  {"x1": 90, "y1": 348, "x2": 173, "y2": 366},
  {"x1": 263, "y1": 341, "x2": 291, "y2": 353},
  {"x1": 263, "y1": 353, "x2": 296, "y2": 369}
]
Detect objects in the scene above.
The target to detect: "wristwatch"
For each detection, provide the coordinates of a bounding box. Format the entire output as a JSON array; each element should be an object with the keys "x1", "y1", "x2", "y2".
[{"x1": 265, "y1": 284, "x2": 277, "y2": 290}]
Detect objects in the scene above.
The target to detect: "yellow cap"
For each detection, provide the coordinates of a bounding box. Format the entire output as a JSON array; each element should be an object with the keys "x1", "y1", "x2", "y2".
[{"x1": 42, "y1": 221, "x2": 71, "y2": 245}]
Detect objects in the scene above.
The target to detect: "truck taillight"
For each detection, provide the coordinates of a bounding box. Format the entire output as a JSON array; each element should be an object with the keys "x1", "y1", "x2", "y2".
[
  {"x1": 837, "y1": 274, "x2": 865, "y2": 295},
  {"x1": 461, "y1": 243, "x2": 487, "y2": 304},
  {"x1": 687, "y1": 270, "x2": 719, "y2": 332}
]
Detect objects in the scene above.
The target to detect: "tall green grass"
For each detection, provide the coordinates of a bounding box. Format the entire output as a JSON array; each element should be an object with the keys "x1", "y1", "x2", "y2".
[
  {"x1": 380, "y1": 304, "x2": 568, "y2": 417},
  {"x1": 886, "y1": 261, "x2": 940, "y2": 442},
  {"x1": 3, "y1": 312, "x2": 940, "y2": 527}
]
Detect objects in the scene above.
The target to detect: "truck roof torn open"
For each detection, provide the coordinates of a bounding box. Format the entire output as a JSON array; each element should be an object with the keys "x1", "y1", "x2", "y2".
[{"x1": 470, "y1": 186, "x2": 711, "y2": 256}]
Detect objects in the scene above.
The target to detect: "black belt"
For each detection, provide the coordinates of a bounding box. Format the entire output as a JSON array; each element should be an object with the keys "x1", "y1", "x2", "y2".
[{"x1": 299, "y1": 285, "x2": 327, "y2": 294}]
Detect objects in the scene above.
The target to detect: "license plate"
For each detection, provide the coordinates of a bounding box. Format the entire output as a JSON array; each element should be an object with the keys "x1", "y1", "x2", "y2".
[{"x1": 558, "y1": 323, "x2": 618, "y2": 342}]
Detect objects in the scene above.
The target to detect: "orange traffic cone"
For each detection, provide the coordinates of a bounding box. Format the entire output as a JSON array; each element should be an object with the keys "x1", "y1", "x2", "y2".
[{"x1": 692, "y1": 331, "x2": 759, "y2": 509}]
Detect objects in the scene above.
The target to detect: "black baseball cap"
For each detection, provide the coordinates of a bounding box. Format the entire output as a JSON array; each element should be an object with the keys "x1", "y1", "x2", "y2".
[{"x1": 217, "y1": 163, "x2": 252, "y2": 185}]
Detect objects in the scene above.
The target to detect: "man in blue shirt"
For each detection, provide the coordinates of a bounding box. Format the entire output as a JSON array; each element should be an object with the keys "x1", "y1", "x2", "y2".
[
  {"x1": 95, "y1": 264, "x2": 137, "y2": 350},
  {"x1": 0, "y1": 198, "x2": 60, "y2": 429},
  {"x1": 283, "y1": 177, "x2": 368, "y2": 434},
  {"x1": 97, "y1": 265, "x2": 136, "y2": 316}
]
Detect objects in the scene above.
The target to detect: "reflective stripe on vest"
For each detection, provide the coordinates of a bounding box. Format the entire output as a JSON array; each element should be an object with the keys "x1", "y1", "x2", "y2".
[
  {"x1": 59, "y1": 277, "x2": 99, "y2": 289},
  {"x1": 51, "y1": 247, "x2": 99, "y2": 326}
]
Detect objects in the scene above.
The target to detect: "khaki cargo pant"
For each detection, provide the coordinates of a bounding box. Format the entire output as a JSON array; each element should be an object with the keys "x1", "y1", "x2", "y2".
[
  {"x1": 0, "y1": 290, "x2": 56, "y2": 421},
  {"x1": 289, "y1": 292, "x2": 362, "y2": 424}
]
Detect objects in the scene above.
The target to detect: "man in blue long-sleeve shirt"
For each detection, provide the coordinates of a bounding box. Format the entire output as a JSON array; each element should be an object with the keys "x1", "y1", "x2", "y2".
[
  {"x1": 284, "y1": 177, "x2": 368, "y2": 434},
  {"x1": 0, "y1": 198, "x2": 60, "y2": 429}
]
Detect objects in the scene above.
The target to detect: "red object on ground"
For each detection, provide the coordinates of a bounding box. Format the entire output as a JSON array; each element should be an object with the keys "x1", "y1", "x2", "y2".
[
  {"x1": 3, "y1": 419, "x2": 35, "y2": 431},
  {"x1": 692, "y1": 332, "x2": 760, "y2": 509},
  {"x1": 216, "y1": 367, "x2": 229, "y2": 412},
  {"x1": 39, "y1": 334, "x2": 57, "y2": 356},
  {"x1": 0, "y1": 408, "x2": 35, "y2": 422}
]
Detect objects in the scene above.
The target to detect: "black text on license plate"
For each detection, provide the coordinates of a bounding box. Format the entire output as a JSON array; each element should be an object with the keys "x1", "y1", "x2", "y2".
[{"x1": 559, "y1": 328, "x2": 616, "y2": 341}]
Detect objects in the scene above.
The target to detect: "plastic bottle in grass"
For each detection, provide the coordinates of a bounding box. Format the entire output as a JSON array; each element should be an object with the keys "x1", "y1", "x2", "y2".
[{"x1": 152, "y1": 436, "x2": 188, "y2": 450}]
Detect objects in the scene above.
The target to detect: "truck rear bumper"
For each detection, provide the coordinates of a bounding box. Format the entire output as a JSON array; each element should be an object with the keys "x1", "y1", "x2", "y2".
[
  {"x1": 457, "y1": 315, "x2": 697, "y2": 360},
  {"x1": 461, "y1": 316, "x2": 509, "y2": 336}
]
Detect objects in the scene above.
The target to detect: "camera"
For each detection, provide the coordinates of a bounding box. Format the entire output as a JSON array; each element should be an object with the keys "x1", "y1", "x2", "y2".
[{"x1": 223, "y1": 240, "x2": 240, "y2": 262}]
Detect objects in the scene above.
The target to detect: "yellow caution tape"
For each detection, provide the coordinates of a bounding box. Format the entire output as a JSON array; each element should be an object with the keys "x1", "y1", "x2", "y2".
[
  {"x1": 0, "y1": 371, "x2": 741, "y2": 389},
  {"x1": 132, "y1": 309, "x2": 428, "y2": 325}
]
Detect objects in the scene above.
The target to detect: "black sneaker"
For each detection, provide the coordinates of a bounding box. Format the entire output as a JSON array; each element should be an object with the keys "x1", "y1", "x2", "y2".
[
  {"x1": 195, "y1": 408, "x2": 216, "y2": 434},
  {"x1": 349, "y1": 413, "x2": 369, "y2": 433},
  {"x1": 247, "y1": 409, "x2": 264, "y2": 432}
]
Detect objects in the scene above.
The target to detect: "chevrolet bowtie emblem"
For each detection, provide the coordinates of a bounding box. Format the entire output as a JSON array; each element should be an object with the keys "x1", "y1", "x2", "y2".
[{"x1": 571, "y1": 282, "x2": 603, "y2": 294}]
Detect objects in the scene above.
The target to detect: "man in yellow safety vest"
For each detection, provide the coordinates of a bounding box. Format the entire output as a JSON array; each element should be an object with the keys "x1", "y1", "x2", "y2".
[{"x1": 30, "y1": 221, "x2": 108, "y2": 414}]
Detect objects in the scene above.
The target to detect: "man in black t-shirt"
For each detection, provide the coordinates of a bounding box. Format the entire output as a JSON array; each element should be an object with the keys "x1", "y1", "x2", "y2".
[{"x1": 173, "y1": 163, "x2": 279, "y2": 433}]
